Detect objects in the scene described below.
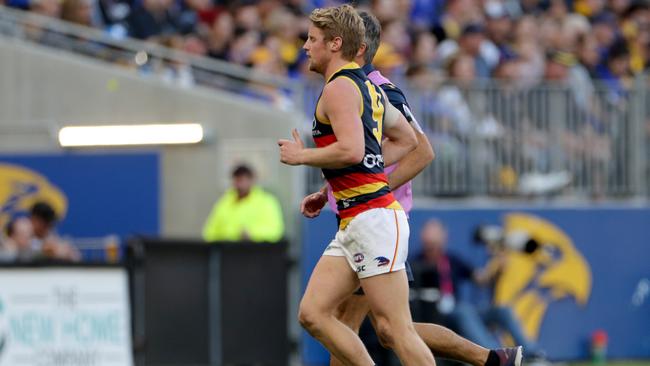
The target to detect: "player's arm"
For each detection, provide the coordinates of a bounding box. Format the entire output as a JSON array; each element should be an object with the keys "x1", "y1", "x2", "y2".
[
  {"x1": 300, "y1": 183, "x2": 329, "y2": 218},
  {"x1": 279, "y1": 78, "x2": 364, "y2": 168},
  {"x1": 381, "y1": 92, "x2": 418, "y2": 168},
  {"x1": 383, "y1": 90, "x2": 435, "y2": 190},
  {"x1": 386, "y1": 123, "x2": 435, "y2": 191}
]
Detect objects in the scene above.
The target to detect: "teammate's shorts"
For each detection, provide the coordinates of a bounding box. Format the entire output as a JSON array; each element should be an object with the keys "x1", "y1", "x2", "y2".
[{"x1": 324, "y1": 208, "x2": 409, "y2": 279}]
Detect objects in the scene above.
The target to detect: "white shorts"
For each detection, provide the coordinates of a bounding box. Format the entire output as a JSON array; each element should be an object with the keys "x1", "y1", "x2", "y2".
[{"x1": 323, "y1": 208, "x2": 409, "y2": 279}]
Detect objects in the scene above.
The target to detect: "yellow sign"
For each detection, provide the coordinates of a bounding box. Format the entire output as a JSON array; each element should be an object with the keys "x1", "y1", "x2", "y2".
[
  {"x1": 494, "y1": 213, "x2": 592, "y2": 340},
  {"x1": 0, "y1": 163, "x2": 67, "y2": 230}
]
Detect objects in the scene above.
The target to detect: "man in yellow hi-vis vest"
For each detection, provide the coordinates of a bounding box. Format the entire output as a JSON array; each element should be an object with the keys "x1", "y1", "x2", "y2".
[{"x1": 202, "y1": 164, "x2": 284, "y2": 243}]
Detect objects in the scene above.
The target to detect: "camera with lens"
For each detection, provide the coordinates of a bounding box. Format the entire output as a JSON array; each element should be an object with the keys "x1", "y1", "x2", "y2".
[{"x1": 473, "y1": 225, "x2": 539, "y2": 254}]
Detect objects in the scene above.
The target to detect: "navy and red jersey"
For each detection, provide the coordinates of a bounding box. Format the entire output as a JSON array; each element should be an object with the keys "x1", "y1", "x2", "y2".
[{"x1": 312, "y1": 62, "x2": 402, "y2": 229}]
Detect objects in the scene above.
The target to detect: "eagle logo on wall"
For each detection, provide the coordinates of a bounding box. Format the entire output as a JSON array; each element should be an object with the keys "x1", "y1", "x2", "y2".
[
  {"x1": 0, "y1": 163, "x2": 67, "y2": 230},
  {"x1": 494, "y1": 213, "x2": 592, "y2": 340}
]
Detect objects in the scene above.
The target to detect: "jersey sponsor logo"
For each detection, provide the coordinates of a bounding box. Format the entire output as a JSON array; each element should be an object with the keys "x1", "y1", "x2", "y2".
[
  {"x1": 353, "y1": 253, "x2": 364, "y2": 263},
  {"x1": 374, "y1": 256, "x2": 390, "y2": 267},
  {"x1": 363, "y1": 154, "x2": 384, "y2": 169}
]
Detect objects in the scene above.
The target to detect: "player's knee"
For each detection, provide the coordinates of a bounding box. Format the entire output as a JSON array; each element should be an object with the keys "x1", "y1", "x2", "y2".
[{"x1": 298, "y1": 303, "x2": 323, "y2": 335}]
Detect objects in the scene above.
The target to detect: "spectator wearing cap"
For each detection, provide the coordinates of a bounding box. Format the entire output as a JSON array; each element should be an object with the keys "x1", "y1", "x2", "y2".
[{"x1": 202, "y1": 164, "x2": 284, "y2": 243}]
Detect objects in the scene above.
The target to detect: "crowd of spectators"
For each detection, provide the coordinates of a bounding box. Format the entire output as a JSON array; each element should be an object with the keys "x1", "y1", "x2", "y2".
[
  {"x1": 2, "y1": 0, "x2": 649, "y2": 197},
  {"x1": 3, "y1": 0, "x2": 647, "y2": 85}
]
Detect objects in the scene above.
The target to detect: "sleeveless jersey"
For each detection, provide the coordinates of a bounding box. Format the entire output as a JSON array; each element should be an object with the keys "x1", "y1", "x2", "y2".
[
  {"x1": 327, "y1": 65, "x2": 419, "y2": 215},
  {"x1": 312, "y1": 62, "x2": 402, "y2": 229}
]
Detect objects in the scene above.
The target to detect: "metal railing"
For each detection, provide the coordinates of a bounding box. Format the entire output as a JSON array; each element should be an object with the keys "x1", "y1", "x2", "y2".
[
  {"x1": 305, "y1": 75, "x2": 649, "y2": 199},
  {"x1": 0, "y1": 5, "x2": 304, "y2": 110}
]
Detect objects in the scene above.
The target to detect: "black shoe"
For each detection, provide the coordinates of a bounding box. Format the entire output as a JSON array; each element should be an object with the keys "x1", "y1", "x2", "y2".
[{"x1": 495, "y1": 346, "x2": 523, "y2": 366}]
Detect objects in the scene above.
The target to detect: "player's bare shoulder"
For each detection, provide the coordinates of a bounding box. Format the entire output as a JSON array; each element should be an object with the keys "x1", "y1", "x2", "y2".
[{"x1": 321, "y1": 77, "x2": 362, "y2": 116}]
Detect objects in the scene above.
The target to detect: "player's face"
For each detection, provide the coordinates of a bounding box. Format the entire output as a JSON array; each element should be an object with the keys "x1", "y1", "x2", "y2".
[{"x1": 303, "y1": 25, "x2": 330, "y2": 74}]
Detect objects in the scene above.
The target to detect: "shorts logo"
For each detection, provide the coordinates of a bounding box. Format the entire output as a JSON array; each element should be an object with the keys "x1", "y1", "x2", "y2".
[
  {"x1": 356, "y1": 265, "x2": 366, "y2": 273},
  {"x1": 375, "y1": 256, "x2": 390, "y2": 267},
  {"x1": 353, "y1": 253, "x2": 364, "y2": 263}
]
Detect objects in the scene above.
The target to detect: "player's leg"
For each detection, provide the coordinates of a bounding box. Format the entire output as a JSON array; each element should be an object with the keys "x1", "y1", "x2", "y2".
[
  {"x1": 481, "y1": 305, "x2": 539, "y2": 358},
  {"x1": 365, "y1": 309, "x2": 521, "y2": 366},
  {"x1": 299, "y1": 255, "x2": 375, "y2": 366},
  {"x1": 414, "y1": 322, "x2": 489, "y2": 366},
  {"x1": 330, "y1": 294, "x2": 371, "y2": 366},
  {"x1": 347, "y1": 208, "x2": 433, "y2": 365},
  {"x1": 361, "y1": 269, "x2": 435, "y2": 365}
]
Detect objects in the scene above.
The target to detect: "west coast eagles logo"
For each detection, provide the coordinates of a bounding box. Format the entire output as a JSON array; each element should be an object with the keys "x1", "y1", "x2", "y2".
[
  {"x1": 0, "y1": 163, "x2": 67, "y2": 230},
  {"x1": 494, "y1": 213, "x2": 592, "y2": 341}
]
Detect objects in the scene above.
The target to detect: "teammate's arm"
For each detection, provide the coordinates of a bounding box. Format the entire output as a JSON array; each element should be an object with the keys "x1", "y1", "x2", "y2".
[
  {"x1": 279, "y1": 78, "x2": 364, "y2": 168},
  {"x1": 386, "y1": 128, "x2": 434, "y2": 191},
  {"x1": 381, "y1": 93, "x2": 418, "y2": 168},
  {"x1": 383, "y1": 89, "x2": 435, "y2": 190}
]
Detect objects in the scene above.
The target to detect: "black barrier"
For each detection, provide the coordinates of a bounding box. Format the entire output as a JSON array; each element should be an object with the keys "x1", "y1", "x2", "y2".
[{"x1": 128, "y1": 238, "x2": 289, "y2": 366}]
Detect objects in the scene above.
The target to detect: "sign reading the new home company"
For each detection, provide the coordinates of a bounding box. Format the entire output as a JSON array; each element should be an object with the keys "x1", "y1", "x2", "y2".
[{"x1": 0, "y1": 268, "x2": 133, "y2": 366}]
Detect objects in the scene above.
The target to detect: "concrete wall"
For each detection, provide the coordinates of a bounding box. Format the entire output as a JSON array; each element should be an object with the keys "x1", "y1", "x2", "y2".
[{"x1": 0, "y1": 36, "x2": 306, "y2": 240}]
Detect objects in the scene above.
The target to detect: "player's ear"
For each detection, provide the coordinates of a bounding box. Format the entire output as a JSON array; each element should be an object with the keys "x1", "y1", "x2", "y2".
[
  {"x1": 356, "y1": 43, "x2": 367, "y2": 58},
  {"x1": 329, "y1": 36, "x2": 343, "y2": 52}
]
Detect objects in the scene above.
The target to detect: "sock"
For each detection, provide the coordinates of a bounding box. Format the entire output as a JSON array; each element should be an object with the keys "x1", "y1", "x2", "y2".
[{"x1": 485, "y1": 350, "x2": 500, "y2": 366}]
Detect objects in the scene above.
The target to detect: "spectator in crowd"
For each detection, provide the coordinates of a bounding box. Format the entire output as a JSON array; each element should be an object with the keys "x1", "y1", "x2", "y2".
[
  {"x1": 439, "y1": 23, "x2": 497, "y2": 79},
  {"x1": 0, "y1": 217, "x2": 37, "y2": 262},
  {"x1": 29, "y1": 201, "x2": 81, "y2": 262},
  {"x1": 596, "y1": 39, "x2": 633, "y2": 106},
  {"x1": 126, "y1": 0, "x2": 188, "y2": 40},
  {"x1": 415, "y1": 219, "x2": 545, "y2": 360},
  {"x1": 202, "y1": 164, "x2": 284, "y2": 243}
]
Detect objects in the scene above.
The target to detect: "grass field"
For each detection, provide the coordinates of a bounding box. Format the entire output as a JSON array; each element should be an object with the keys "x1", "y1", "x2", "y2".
[{"x1": 567, "y1": 361, "x2": 650, "y2": 366}]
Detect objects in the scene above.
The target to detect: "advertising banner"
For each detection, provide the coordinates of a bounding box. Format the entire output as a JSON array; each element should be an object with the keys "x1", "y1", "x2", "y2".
[{"x1": 0, "y1": 268, "x2": 133, "y2": 366}]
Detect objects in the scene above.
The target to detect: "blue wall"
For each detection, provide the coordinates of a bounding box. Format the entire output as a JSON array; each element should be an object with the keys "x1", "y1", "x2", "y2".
[
  {"x1": 301, "y1": 207, "x2": 650, "y2": 364},
  {"x1": 0, "y1": 152, "x2": 160, "y2": 239}
]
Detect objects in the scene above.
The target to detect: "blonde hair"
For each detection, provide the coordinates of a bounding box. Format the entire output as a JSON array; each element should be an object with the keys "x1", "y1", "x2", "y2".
[{"x1": 309, "y1": 4, "x2": 365, "y2": 61}]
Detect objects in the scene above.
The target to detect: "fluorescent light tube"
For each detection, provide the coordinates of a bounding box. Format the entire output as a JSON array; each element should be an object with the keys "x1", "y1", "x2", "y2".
[{"x1": 58, "y1": 123, "x2": 204, "y2": 147}]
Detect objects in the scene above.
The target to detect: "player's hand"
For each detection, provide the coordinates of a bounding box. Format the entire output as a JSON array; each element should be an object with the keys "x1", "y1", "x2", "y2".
[
  {"x1": 301, "y1": 191, "x2": 328, "y2": 218},
  {"x1": 278, "y1": 128, "x2": 305, "y2": 165}
]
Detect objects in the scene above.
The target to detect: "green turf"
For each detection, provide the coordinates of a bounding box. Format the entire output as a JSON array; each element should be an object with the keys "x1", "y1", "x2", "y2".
[{"x1": 568, "y1": 361, "x2": 650, "y2": 366}]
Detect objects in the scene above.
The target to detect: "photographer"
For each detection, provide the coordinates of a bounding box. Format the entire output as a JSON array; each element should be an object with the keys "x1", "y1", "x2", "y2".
[{"x1": 415, "y1": 219, "x2": 546, "y2": 360}]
